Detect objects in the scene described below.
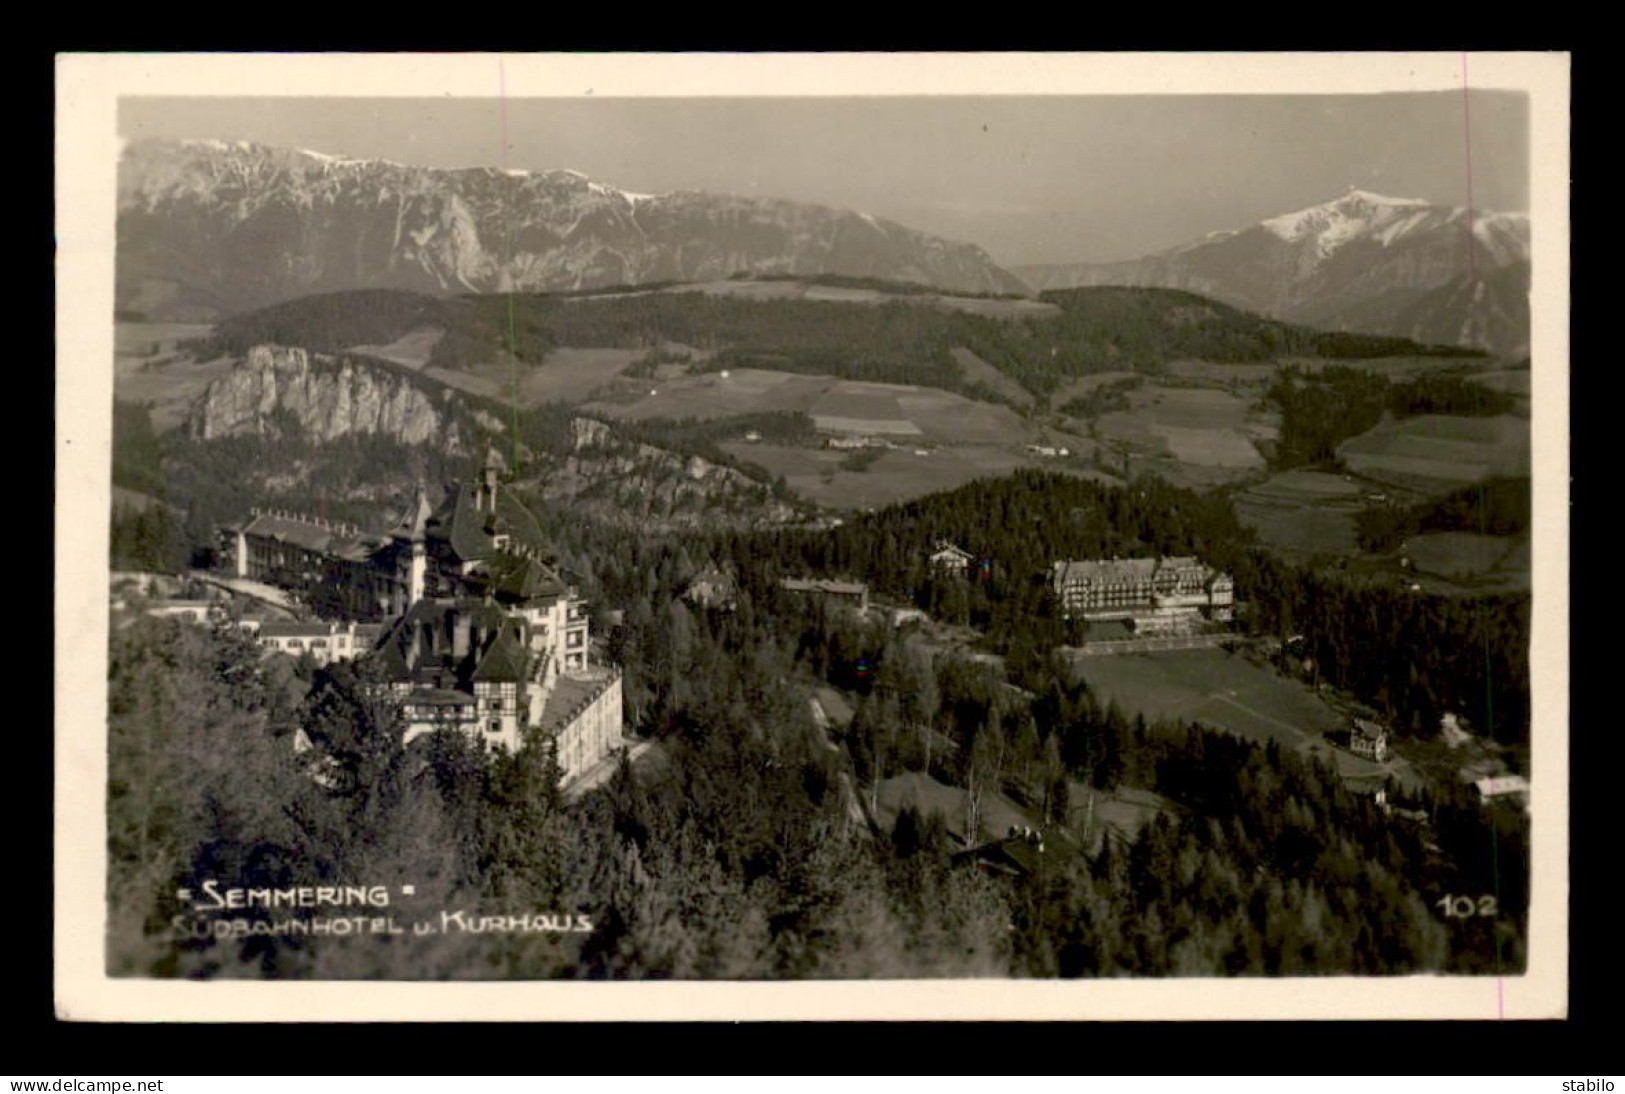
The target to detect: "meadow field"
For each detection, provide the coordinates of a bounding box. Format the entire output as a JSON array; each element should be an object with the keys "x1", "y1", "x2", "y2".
[
  {"x1": 873, "y1": 771, "x2": 1038, "y2": 847},
  {"x1": 590, "y1": 368, "x2": 1034, "y2": 444},
  {"x1": 424, "y1": 346, "x2": 652, "y2": 407},
  {"x1": 1337, "y1": 414, "x2": 1532, "y2": 488},
  {"x1": 114, "y1": 321, "x2": 215, "y2": 358},
  {"x1": 346, "y1": 327, "x2": 443, "y2": 369},
  {"x1": 1089, "y1": 382, "x2": 1277, "y2": 488},
  {"x1": 1404, "y1": 531, "x2": 1532, "y2": 593},
  {"x1": 723, "y1": 441, "x2": 1115, "y2": 512},
  {"x1": 575, "y1": 279, "x2": 1063, "y2": 320},
  {"x1": 113, "y1": 324, "x2": 238, "y2": 433},
  {"x1": 1233, "y1": 469, "x2": 1371, "y2": 558},
  {"x1": 949, "y1": 347, "x2": 1035, "y2": 408},
  {"x1": 1067, "y1": 647, "x2": 1402, "y2": 783}
]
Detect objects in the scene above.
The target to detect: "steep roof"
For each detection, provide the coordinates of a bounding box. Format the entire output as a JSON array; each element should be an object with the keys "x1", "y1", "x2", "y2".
[
  {"x1": 373, "y1": 596, "x2": 508, "y2": 680},
  {"x1": 240, "y1": 511, "x2": 385, "y2": 562},
  {"x1": 387, "y1": 485, "x2": 434, "y2": 542},
  {"x1": 1352, "y1": 718, "x2": 1388, "y2": 741},
  {"x1": 426, "y1": 482, "x2": 550, "y2": 564},
  {"x1": 488, "y1": 551, "x2": 566, "y2": 604},
  {"x1": 471, "y1": 624, "x2": 528, "y2": 683}
]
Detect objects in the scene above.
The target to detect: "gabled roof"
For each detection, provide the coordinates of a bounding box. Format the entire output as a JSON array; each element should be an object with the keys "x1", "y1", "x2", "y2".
[
  {"x1": 1352, "y1": 718, "x2": 1388, "y2": 740},
  {"x1": 426, "y1": 482, "x2": 550, "y2": 564},
  {"x1": 387, "y1": 485, "x2": 434, "y2": 543},
  {"x1": 471, "y1": 624, "x2": 528, "y2": 683},
  {"x1": 488, "y1": 551, "x2": 566, "y2": 604},
  {"x1": 373, "y1": 596, "x2": 509, "y2": 680}
]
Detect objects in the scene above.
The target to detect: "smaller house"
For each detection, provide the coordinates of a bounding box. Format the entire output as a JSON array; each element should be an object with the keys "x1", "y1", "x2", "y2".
[
  {"x1": 781, "y1": 577, "x2": 869, "y2": 614},
  {"x1": 928, "y1": 540, "x2": 974, "y2": 578},
  {"x1": 1350, "y1": 718, "x2": 1390, "y2": 763},
  {"x1": 254, "y1": 620, "x2": 380, "y2": 666}
]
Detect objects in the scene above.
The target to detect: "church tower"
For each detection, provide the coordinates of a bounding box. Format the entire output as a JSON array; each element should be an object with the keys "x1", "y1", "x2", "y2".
[{"x1": 388, "y1": 483, "x2": 434, "y2": 611}]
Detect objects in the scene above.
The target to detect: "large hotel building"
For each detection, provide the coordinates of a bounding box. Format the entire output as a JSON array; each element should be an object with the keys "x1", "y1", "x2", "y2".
[{"x1": 225, "y1": 452, "x2": 622, "y2": 780}]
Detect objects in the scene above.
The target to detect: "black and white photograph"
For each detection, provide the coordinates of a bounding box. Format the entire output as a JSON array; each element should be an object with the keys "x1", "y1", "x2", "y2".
[{"x1": 54, "y1": 52, "x2": 1569, "y2": 1021}]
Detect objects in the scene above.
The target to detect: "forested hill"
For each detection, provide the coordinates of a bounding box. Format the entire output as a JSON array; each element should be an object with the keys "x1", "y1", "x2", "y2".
[
  {"x1": 703, "y1": 468, "x2": 1529, "y2": 746},
  {"x1": 189, "y1": 284, "x2": 1485, "y2": 404}
]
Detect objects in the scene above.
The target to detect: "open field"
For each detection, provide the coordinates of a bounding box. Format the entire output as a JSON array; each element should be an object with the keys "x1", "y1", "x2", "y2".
[
  {"x1": 347, "y1": 327, "x2": 443, "y2": 370},
  {"x1": 1157, "y1": 423, "x2": 1266, "y2": 468},
  {"x1": 115, "y1": 321, "x2": 214, "y2": 358},
  {"x1": 1164, "y1": 360, "x2": 1279, "y2": 385},
  {"x1": 1071, "y1": 648, "x2": 1340, "y2": 749},
  {"x1": 114, "y1": 357, "x2": 238, "y2": 433},
  {"x1": 1066, "y1": 647, "x2": 1402, "y2": 783},
  {"x1": 1404, "y1": 532, "x2": 1531, "y2": 592},
  {"x1": 425, "y1": 346, "x2": 650, "y2": 407},
  {"x1": 873, "y1": 771, "x2": 1036, "y2": 846},
  {"x1": 1234, "y1": 469, "x2": 1370, "y2": 558},
  {"x1": 572, "y1": 279, "x2": 1063, "y2": 319},
  {"x1": 1068, "y1": 784, "x2": 1180, "y2": 854},
  {"x1": 587, "y1": 368, "x2": 831, "y2": 421},
  {"x1": 1338, "y1": 414, "x2": 1531, "y2": 488},
  {"x1": 723, "y1": 441, "x2": 1117, "y2": 512},
  {"x1": 950, "y1": 347, "x2": 1035, "y2": 408},
  {"x1": 588, "y1": 367, "x2": 1033, "y2": 444},
  {"x1": 1048, "y1": 371, "x2": 1144, "y2": 406},
  {"x1": 1093, "y1": 384, "x2": 1276, "y2": 485}
]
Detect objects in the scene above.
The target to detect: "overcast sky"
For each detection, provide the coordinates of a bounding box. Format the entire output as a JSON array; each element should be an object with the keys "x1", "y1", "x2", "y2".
[{"x1": 120, "y1": 93, "x2": 1528, "y2": 267}]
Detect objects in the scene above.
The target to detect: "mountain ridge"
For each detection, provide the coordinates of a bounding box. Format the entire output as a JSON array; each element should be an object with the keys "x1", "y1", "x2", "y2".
[
  {"x1": 117, "y1": 138, "x2": 1030, "y2": 318},
  {"x1": 1013, "y1": 190, "x2": 1530, "y2": 356}
]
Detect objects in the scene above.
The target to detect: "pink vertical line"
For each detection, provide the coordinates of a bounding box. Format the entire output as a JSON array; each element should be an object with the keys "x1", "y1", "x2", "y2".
[{"x1": 1462, "y1": 52, "x2": 1477, "y2": 282}]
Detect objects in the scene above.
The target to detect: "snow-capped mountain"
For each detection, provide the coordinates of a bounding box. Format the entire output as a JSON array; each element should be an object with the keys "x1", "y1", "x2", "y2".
[
  {"x1": 1014, "y1": 190, "x2": 1531, "y2": 356},
  {"x1": 117, "y1": 139, "x2": 1029, "y2": 319}
]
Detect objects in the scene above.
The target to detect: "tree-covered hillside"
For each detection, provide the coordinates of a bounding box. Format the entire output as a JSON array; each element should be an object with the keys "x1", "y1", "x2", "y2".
[{"x1": 191, "y1": 284, "x2": 1485, "y2": 406}]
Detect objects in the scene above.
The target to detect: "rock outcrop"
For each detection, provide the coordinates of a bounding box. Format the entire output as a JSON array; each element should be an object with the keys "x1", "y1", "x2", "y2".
[{"x1": 188, "y1": 344, "x2": 466, "y2": 452}]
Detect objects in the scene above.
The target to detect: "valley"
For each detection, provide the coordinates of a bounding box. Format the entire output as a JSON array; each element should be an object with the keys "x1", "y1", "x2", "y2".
[{"x1": 115, "y1": 275, "x2": 1529, "y2": 555}]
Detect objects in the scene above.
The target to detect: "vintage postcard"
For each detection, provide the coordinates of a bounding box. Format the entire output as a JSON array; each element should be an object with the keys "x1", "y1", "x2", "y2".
[{"x1": 54, "y1": 52, "x2": 1570, "y2": 1020}]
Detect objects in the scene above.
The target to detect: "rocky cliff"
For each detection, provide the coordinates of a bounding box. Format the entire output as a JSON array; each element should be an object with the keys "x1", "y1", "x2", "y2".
[
  {"x1": 534, "y1": 416, "x2": 802, "y2": 529},
  {"x1": 187, "y1": 344, "x2": 468, "y2": 452}
]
